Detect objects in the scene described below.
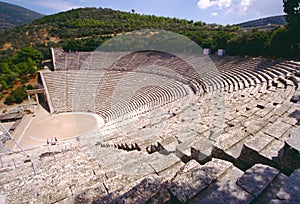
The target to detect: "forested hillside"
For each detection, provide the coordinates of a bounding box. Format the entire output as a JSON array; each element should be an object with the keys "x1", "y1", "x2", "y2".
[
  {"x1": 0, "y1": 7, "x2": 239, "y2": 60},
  {"x1": 0, "y1": 7, "x2": 298, "y2": 61},
  {"x1": 0, "y1": 47, "x2": 43, "y2": 105},
  {"x1": 0, "y1": 1, "x2": 44, "y2": 32}
]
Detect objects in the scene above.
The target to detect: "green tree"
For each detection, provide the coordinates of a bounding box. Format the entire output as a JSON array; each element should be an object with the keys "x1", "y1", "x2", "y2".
[
  {"x1": 11, "y1": 86, "x2": 27, "y2": 103},
  {"x1": 283, "y1": 0, "x2": 300, "y2": 58},
  {"x1": 283, "y1": 0, "x2": 300, "y2": 28},
  {"x1": 0, "y1": 47, "x2": 42, "y2": 93},
  {"x1": 270, "y1": 28, "x2": 292, "y2": 57},
  {"x1": 12, "y1": 47, "x2": 43, "y2": 65},
  {"x1": 215, "y1": 33, "x2": 230, "y2": 50},
  {"x1": 4, "y1": 95, "x2": 15, "y2": 105},
  {"x1": 4, "y1": 85, "x2": 31, "y2": 105}
]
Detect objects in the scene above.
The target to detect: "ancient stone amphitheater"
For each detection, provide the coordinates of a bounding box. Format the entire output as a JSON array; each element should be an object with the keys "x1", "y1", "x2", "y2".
[{"x1": 1, "y1": 47, "x2": 300, "y2": 204}]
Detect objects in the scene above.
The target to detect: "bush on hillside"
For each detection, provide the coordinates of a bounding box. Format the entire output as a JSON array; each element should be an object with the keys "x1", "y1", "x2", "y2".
[{"x1": 4, "y1": 85, "x2": 35, "y2": 105}]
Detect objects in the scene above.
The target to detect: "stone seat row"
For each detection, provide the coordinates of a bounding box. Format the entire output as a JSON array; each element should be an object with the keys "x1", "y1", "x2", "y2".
[{"x1": 53, "y1": 49, "x2": 129, "y2": 71}]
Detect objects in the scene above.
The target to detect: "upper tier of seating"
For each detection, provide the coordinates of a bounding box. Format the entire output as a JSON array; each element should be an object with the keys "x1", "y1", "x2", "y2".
[{"x1": 51, "y1": 48, "x2": 299, "y2": 94}]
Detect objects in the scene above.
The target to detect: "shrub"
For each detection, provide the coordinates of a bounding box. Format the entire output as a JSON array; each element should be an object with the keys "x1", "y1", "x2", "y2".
[
  {"x1": 4, "y1": 95, "x2": 15, "y2": 105},
  {"x1": 4, "y1": 85, "x2": 32, "y2": 105}
]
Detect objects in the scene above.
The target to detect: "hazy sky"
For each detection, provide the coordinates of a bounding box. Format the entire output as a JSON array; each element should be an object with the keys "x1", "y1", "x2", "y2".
[{"x1": 2, "y1": 0, "x2": 285, "y2": 25}]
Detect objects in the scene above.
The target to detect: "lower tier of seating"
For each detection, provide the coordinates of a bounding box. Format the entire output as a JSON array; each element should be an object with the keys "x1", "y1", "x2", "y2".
[{"x1": 42, "y1": 70, "x2": 189, "y2": 122}]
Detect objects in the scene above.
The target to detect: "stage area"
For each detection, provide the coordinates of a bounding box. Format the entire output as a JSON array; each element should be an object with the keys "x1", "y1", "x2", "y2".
[{"x1": 7, "y1": 105, "x2": 104, "y2": 150}]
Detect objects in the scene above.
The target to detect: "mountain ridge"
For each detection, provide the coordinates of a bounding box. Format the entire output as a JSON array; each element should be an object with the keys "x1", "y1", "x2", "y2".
[
  {"x1": 236, "y1": 15, "x2": 286, "y2": 29},
  {"x1": 0, "y1": 1, "x2": 44, "y2": 32}
]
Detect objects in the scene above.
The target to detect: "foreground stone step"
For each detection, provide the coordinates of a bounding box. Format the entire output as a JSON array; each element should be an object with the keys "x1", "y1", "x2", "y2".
[
  {"x1": 191, "y1": 163, "x2": 287, "y2": 204},
  {"x1": 211, "y1": 127, "x2": 253, "y2": 169},
  {"x1": 270, "y1": 168, "x2": 300, "y2": 204},
  {"x1": 190, "y1": 164, "x2": 254, "y2": 204},
  {"x1": 168, "y1": 159, "x2": 232, "y2": 203},
  {"x1": 2, "y1": 150, "x2": 104, "y2": 204},
  {"x1": 148, "y1": 152, "x2": 183, "y2": 175},
  {"x1": 280, "y1": 127, "x2": 300, "y2": 173},
  {"x1": 230, "y1": 115, "x2": 297, "y2": 173},
  {"x1": 237, "y1": 164, "x2": 280, "y2": 198},
  {"x1": 241, "y1": 132, "x2": 275, "y2": 165},
  {"x1": 87, "y1": 141, "x2": 184, "y2": 180},
  {"x1": 191, "y1": 135, "x2": 215, "y2": 164},
  {"x1": 255, "y1": 172, "x2": 288, "y2": 204},
  {"x1": 240, "y1": 131, "x2": 297, "y2": 175},
  {"x1": 94, "y1": 177, "x2": 169, "y2": 204}
]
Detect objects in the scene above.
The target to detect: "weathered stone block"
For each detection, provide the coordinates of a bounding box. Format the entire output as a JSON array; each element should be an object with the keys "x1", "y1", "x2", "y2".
[
  {"x1": 237, "y1": 164, "x2": 279, "y2": 197},
  {"x1": 168, "y1": 159, "x2": 232, "y2": 203},
  {"x1": 275, "y1": 168, "x2": 300, "y2": 203}
]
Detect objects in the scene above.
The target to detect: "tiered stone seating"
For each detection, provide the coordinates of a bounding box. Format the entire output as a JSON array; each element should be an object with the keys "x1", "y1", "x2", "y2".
[
  {"x1": 2, "y1": 49, "x2": 300, "y2": 203},
  {"x1": 41, "y1": 71, "x2": 68, "y2": 112},
  {"x1": 210, "y1": 75, "x2": 299, "y2": 171}
]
